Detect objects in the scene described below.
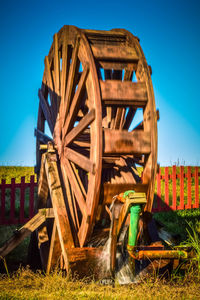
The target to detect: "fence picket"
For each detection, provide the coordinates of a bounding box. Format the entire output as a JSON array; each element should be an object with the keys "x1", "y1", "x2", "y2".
[
  {"x1": 0, "y1": 179, "x2": 6, "y2": 224},
  {"x1": 20, "y1": 177, "x2": 26, "y2": 223},
  {"x1": 164, "y1": 167, "x2": 169, "y2": 210},
  {"x1": 194, "y1": 167, "x2": 199, "y2": 209},
  {"x1": 186, "y1": 166, "x2": 192, "y2": 209},
  {"x1": 172, "y1": 165, "x2": 177, "y2": 210},
  {"x1": 29, "y1": 175, "x2": 35, "y2": 218},
  {"x1": 156, "y1": 168, "x2": 161, "y2": 211},
  {"x1": 178, "y1": 166, "x2": 184, "y2": 210},
  {"x1": 10, "y1": 178, "x2": 16, "y2": 223}
]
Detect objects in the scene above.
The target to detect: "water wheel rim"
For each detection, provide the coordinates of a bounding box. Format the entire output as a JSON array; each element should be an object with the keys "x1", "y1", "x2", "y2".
[{"x1": 36, "y1": 26, "x2": 102, "y2": 247}]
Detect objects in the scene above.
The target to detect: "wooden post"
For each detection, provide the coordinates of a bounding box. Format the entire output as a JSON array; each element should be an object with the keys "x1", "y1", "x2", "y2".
[
  {"x1": 44, "y1": 150, "x2": 74, "y2": 272},
  {"x1": 20, "y1": 177, "x2": 26, "y2": 224},
  {"x1": 186, "y1": 166, "x2": 192, "y2": 209},
  {"x1": 29, "y1": 175, "x2": 35, "y2": 218},
  {"x1": 10, "y1": 178, "x2": 16, "y2": 224},
  {"x1": 172, "y1": 165, "x2": 177, "y2": 210},
  {"x1": 194, "y1": 167, "x2": 199, "y2": 208},
  {"x1": 0, "y1": 179, "x2": 6, "y2": 225},
  {"x1": 157, "y1": 168, "x2": 161, "y2": 212},
  {"x1": 164, "y1": 167, "x2": 169, "y2": 210},
  {"x1": 178, "y1": 166, "x2": 184, "y2": 210}
]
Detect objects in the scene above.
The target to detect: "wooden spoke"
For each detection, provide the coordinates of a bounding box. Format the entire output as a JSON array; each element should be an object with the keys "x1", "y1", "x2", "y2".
[
  {"x1": 44, "y1": 56, "x2": 53, "y2": 91},
  {"x1": 60, "y1": 36, "x2": 71, "y2": 112},
  {"x1": 64, "y1": 171, "x2": 80, "y2": 233},
  {"x1": 62, "y1": 65, "x2": 89, "y2": 138},
  {"x1": 62, "y1": 37, "x2": 80, "y2": 125},
  {"x1": 65, "y1": 147, "x2": 95, "y2": 174},
  {"x1": 53, "y1": 33, "x2": 60, "y2": 95},
  {"x1": 63, "y1": 157, "x2": 88, "y2": 219},
  {"x1": 64, "y1": 109, "x2": 95, "y2": 146},
  {"x1": 71, "y1": 162, "x2": 87, "y2": 198},
  {"x1": 113, "y1": 68, "x2": 133, "y2": 129},
  {"x1": 38, "y1": 89, "x2": 54, "y2": 133},
  {"x1": 123, "y1": 107, "x2": 137, "y2": 130}
]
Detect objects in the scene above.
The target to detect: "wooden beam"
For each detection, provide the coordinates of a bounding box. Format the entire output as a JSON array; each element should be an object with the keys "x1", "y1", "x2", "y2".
[
  {"x1": 44, "y1": 152, "x2": 74, "y2": 271},
  {"x1": 103, "y1": 129, "x2": 151, "y2": 154},
  {"x1": 100, "y1": 81, "x2": 147, "y2": 107},
  {"x1": 64, "y1": 109, "x2": 95, "y2": 146}
]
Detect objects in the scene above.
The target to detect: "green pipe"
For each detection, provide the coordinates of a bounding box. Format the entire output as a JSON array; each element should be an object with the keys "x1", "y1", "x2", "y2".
[{"x1": 128, "y1": 205, "x2": 141, "y2": 247}]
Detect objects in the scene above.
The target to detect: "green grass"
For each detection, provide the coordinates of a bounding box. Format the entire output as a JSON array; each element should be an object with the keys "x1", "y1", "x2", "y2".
[
  {"x1": 153, "y1": 209, "x2": 200, "y2": 241},
  {"x1": 0, "y1": 166, "x2": 36, "y2": 183}
]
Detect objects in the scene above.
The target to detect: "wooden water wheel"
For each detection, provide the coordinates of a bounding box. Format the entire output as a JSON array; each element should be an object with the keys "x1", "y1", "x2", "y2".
[{"x1": 35, "y1": 25, "x2": 158, "y2": 274}]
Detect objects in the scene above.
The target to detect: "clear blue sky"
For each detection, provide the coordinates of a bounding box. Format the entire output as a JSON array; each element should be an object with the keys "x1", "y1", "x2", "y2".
[{"x1": 0, "y1": 0, "x2": 200, "y2": 166}]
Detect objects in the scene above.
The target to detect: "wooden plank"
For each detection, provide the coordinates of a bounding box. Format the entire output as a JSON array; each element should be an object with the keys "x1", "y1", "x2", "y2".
[
  {"x1": 0, "y1": 211, "x2": 46, "y2": 258},
  {"x1": 64, "y1": 147, "x2": 95, "y2": 174},
  {"x1": 101, "y1": 81, "x2": 147, "y2": 107},
  {"x1": 34, "y1": 128, "x2": 53, "y2": 144},
  {"x1": 63, "y1": 157, "x2": 88, "y2": 219},
  {"x1": 44, "y1": 152, "x2": 74, "y2": 271},
  {"x1": 62, "y1": 65, "x2": 89, "y2": 138},
  {"x1": 64, "y1": 109, "x2": 95, "y2": 146},
  {"x1": 98, "y1": 61, "x2": 137, "y2": 71},
  {"x1": 38, "y1": 89, "x2": 54, "y2": 133},
  {"x1": 103, "y1": 129, "x2": 151, "y2": 154},
  {"x1": 91, "y1": 44, "x2": 138, "y2": 61}
]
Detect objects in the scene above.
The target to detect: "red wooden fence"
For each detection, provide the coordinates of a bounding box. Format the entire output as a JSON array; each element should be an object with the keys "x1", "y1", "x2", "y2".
[
  {"x1": 152, "y1": 166, "x2": 200, "y2": 212},
  {"x1": 0, "y1": 176, "x2": 37, "y2": 225},
  {"x1": 0, "y1": 166, "x2": 199, "y2": 225}
]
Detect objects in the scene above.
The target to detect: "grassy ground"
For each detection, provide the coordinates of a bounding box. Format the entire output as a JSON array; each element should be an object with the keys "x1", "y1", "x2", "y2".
[
  {"x1": 0, "y1": 267, "x2": 200, "y2": 300},
  {"x1": 0, "y1": 166, "x2": 36, "y2": 183}
]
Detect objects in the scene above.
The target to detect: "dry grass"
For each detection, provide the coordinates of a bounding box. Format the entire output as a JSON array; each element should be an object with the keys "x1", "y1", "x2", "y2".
[{"x1": 0, "y1": 267, "x2": 200, "y2": 300}]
